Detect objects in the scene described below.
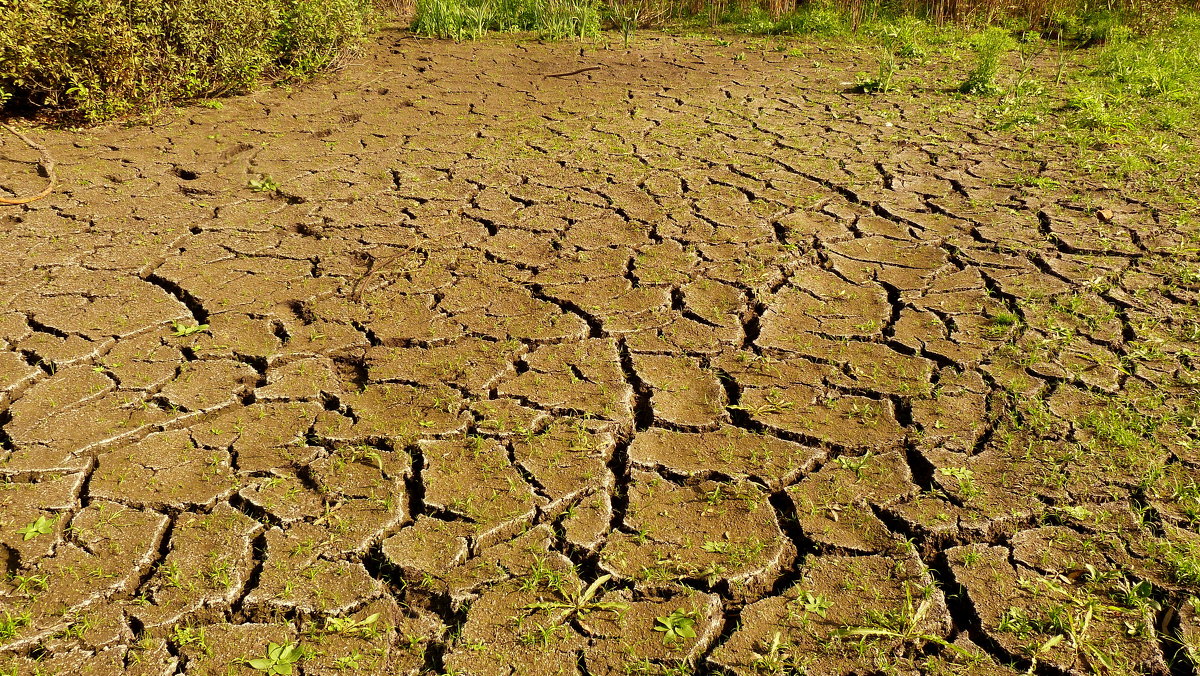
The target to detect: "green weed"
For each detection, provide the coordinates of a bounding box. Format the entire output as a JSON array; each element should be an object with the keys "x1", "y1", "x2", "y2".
[
  {"x1": 0, "y1": 611, "x2": 30, "y2": 641},
  {"x1": 323, "y1": 612, "x2": 381, "y2": 638},
  {"x1": 960, "y1": 27, "x2": 1015, "y2": 96},
  {"x1": 854, "y1": 47, "x2": 897, "y2": 93},
  {"x1": 245, "y1": 642, "x2": 305, "y2": 674},
  {"x1": 654, "y1": 608, "x2": 698, "y2": 643},
  {"x1": 793, "y1": 591, "x2": 832, "y2": 618},
  {"x1": 170, "y1": 320, "x2": 210, "y2": 337},
  {"x1": 248, "y1": 175, "x2": 282, "y2": 192},
  {"x1": 16, "y1": 515, "x2": 54, "y2": 541},
  {"x1": 731, "y1": 2, "x2": 847, "y2": 36},
  {"x1": 523, "y1": 573, "x2": 628, "y2": 621}
]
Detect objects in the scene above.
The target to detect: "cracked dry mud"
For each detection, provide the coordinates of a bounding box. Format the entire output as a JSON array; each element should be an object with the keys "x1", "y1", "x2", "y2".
[{"x1": 1, "y1": 31, "x2": 1199, "y2": 676}]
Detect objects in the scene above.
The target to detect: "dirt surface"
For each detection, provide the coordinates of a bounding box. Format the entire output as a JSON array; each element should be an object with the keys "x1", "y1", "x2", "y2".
[{"x1": 2, "y1": 30, "x2": 1199, "y2": 675}]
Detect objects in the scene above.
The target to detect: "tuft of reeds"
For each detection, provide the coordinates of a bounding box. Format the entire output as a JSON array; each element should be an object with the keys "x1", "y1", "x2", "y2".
[{"x1": 413, "y1": 0, "x2": 602, "y2": 39}]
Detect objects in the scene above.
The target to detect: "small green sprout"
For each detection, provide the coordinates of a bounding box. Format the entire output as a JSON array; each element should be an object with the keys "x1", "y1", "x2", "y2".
[
  {"x1": 0, "y1": 611, "x2": 31, "y2": 640},
  {"x1": 248, "y1": 175, "x2": 281, "y2": 192},
  {"x1": 247, "y1": 642, "x2": 303, "y2": 674},
  {"x1": 654, "y1": 608, "x2": 698, "y2": 643},
  {"x1": 17, "y1": 515, "x2": 54, "y2": 541},
  {"x1": 797, "y1": 591, "x2": 832, "y2": 618},
  {"x1": 170, "y1": 320, "x2": 210, "y2": 337},
  {"x1": 324, "y1": 612, "x2": 380, "y2": 637}
]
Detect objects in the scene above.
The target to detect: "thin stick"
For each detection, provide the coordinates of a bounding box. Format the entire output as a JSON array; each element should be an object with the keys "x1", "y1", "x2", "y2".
[
  {"x1": 350, "y1": 244, "x2": 418, "y2": 302},
  {"x1": 545, "y1": 66, "x2": 602, "y2": 79},
  {"x1": 0, "y1": 123, "x2": 56, "y2": 206}
]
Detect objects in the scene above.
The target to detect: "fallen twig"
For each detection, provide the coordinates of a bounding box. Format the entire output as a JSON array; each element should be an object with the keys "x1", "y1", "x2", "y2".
[
  {"x1": 350, "y1": 244, "x2": 418, "y2": 302},
  {"x1": 0, "y1": 123, "x2": 56, "y2": 206},
  {"x1": 545, "y1": 66, "x2": 602, "y2": 79}
]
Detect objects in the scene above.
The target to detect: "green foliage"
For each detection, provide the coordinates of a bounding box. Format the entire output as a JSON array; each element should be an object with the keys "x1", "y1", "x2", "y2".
[
  {"x1": 16, "y1": 515, "x2": 54, "y2": 541},
  {"x1": 0, "y1": 0, "x2": 374, "y2": 122},
  {"x1": 246, "y1": 642, "x2": 304, "y2": 674},
  {"x1": 1062, "y1": 16, "x2": 1200, "y2": 131},
  {"x1": 323, "y1": 612, "x2": 381, "y2": 638},
  {"x1": 248, "y1": 175, "x2": 282, "y2": 192},
  {"x1": 653, "y1": 608, "x2": 698, "y2": 643},
  {"x1": 170, "y1": 320, "x2": 210, "y2": 337},
  {"x1": 412, "y1": 0, "x2": 600, "y2": 40},
  {"x1": 960, "y1": 27, "x2": 1015, "y2": 95},
  {"x1": 795, "y1": 591, "x2": 832, "y2": 618},
  {"x1": 0, "y1": 611, "x2": 30, "y2": 641},
  {"x1": 1092, "y1": 14, "x2": 1200, "y2": 106},
  {"x1": 607, "y1": 0, "x2": 642, "y2": 46},
  {"x1": 854, "y1": 47, "x2": 897, "y2": 93},
  {"x1": 866, "y1": 16, "x2": 933, "y2": 60},
  {"x1": 726, "y1": 2, "x2": 848, "y2": 36},
  {"x1": 1047, "y1": 8, "x2": 1132, "y2": 45},
  {"x1": 523, "y1": 573, "x2": 629, "y2": 618}
]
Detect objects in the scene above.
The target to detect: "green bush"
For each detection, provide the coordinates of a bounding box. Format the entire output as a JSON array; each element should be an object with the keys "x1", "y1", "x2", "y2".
[{"x1": 0, "y1": 0, "x2": 374, "y2": 122}]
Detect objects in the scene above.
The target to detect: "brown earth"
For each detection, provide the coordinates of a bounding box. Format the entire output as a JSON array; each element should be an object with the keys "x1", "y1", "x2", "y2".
[{"x1": 1, "y1": 29, "x2": 1198, "y2": 675}]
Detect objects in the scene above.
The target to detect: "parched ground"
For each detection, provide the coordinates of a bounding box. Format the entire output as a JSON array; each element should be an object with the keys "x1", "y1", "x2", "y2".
[{"x1": 1, "y1": 30, "x2": 1199, "y2": 675}]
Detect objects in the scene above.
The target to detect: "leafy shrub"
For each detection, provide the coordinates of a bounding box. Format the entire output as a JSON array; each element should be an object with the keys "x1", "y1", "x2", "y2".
[{"x1": 0, "y1": 0, "x2": 374, "y2": 122}]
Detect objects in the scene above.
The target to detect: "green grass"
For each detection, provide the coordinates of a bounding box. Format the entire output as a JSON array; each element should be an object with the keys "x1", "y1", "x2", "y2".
[
  {"x1": 721, "y1": 2, "x2": 849, "y2": 36},
  {"x1": 413, "y1": 0, "x2": 601, "y2": 40},
  {"x1": 1041, "y1": 13, "x2": 1200, "y2": 202}
]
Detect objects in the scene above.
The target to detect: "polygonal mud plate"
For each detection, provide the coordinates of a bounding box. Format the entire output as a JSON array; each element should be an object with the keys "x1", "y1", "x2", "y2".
[
  {"x1": 562, "y1": 491, "x2": 613, "y2": 553},
  {"x1": 441, "y1": 580, "x2": 588, "y2": 676},
  {"x1": 173, "y1": 622, "x2": 298, "y2": 675},
  {"x1": 0, "y1": 471, "x2": 83, "y2": 568},
  {"x1": 158, "y1": 358, "x2": 258, "y2": 414},
  {"x1": 498, "y1": 339, "x2": 634, "y2": 425},
  {"x1": 90, "y1": 429, "x2": 237, "y2": 511},
  {"x1": 254, "y1": 355, "x2": 340, "y2": 401},
  {"x1": 510, "y1": 417, "x2": 616, "y2": 513},
  {"x1": 0, "y1": 502, "x2": 168, "y2": 651},
  {"x1": 367, "y1": 337, "x2": 525, "y2": 390},
  {"x1": 600, "y1": 471, "x2": 791, "y2": 600},
  {"x1": 584, "y1": 589, "x2": 724, "y2": 675},
  {"x1": 340, "y1": 382, "x2": 470, "y2": 441},
  {"x1": 300, "y1": 596, "x2": 444, "y2": 675},
  {"x1": 471, "y1": 398, "x2": 550, "y2": 438},
  {"x1": 439, "y1": 526, "x2": 589, "y2": 672},
  {"x1": 451, "y1": 524, "x2": 563, "y2": 588},
  {"x1": 709, "y1": 552, "x2": 951, "y2": 676},
  {"x1": 132, "y1": 503, "x2": 261, "y2": 630},
  {"x1": 630, "y1": 353, "x2": 727, "y2": 429},
  {"x1": 421, "y1": 437, "x2": 544, "y2": 549},
  {"x1": 628, "y1": 426, "x2": 821, "y2": 491},
  {"x1": 381, "y1": 516, "x2": 473, "y2": 589},
  {"x1": 242, "y1": 522, "x2": 383, "y2": 620},
  {"x1": 0, "y1": 640, "x2": 177, "y2": 675},
  {"x1": 947, "y1": 543, "x2": 1168, "y2": 676},
  {"x1": 785, "y1": 450, "x2": 915, "y2": 554}
]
